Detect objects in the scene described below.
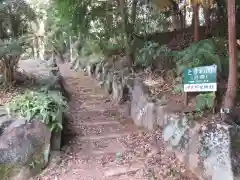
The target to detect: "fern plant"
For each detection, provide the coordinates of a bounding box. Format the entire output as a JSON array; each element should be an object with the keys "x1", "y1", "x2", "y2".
[
  {"x1": 6, "y1": 90, "x2": 67, "y2": 131},
  {"x1": 172, "y1": 84, "x2": 184, "y2": 94},
  {"x1": 136, "y1": 41, "x2": 171, "y2": 68},
  {"x1": 172, "y1": 77, "x2": 184, "y2": 94},
  {"x1": 195, "y1": 92, "x2": 215, "y2": 112},
  {"x1": 172, "y1": 38, "x2": 229, "y2": 77}
]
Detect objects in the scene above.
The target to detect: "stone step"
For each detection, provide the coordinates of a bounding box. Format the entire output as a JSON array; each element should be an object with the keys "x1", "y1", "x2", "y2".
[
  {"x1": 78, "y1": 139, "x2": 127, "y2": 158},
  {"x1": 78, "y1": 123, "x2": 130, "y2": 137},
  {"x1": 79, "y1": 120, "x2": 120, "y2": 126},
  {"x1": 80, "y1": 132, "x2": 131, "y2": 141},
  {"x1": 103, "y1": 163, "x2": 145, "y2": 177},
  {"x1": 69, "y1": 114, "x2": 120, "y2": 122}
]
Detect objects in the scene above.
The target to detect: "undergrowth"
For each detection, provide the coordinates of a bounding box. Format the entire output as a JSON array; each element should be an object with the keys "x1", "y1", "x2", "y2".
[
  {"x1": 136, "y1": 41, "x2": 171, "y2": 68},
  {"x1": 196, "y1": 92, "x2": 215, "y2": 112},
  {"x1": 137, "y1": 38, "x2": 229, "y2": 116},
  {"x1": 6, "y1": 90, "x2": 67, "y2": 131},
  {"x1": 172, "y1": 38, "x2": 229, "y2": 77}
]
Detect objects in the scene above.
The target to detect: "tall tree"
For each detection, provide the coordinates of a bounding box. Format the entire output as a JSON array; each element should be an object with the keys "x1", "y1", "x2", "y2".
[
  {"x1": 222, "y1": 0, "x2": 237, "y2": 116},
  {"x1": 192, "y1": 3, "x2": 199, "y2": 41},
  {"x1": 119, "y1": 0, "x2": 138, "y2": 64},
  {"x1": 0, "y1": 0, "x2": 36, "y2": 86}
]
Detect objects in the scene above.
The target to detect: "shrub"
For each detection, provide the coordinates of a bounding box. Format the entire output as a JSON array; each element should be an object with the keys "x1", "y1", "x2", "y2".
[
  {"x1": 136, "y1": 41, "x2": 171, "y2": 68},
  {"x1": 172, "y1": 38, "x2": 229, "y2": 77},
  {"x1": 6, "y1": 90, "x2": 67, "y2": 131},
  {"x1": 195, "y1": 92, "x2": 215, "y2": 112}
]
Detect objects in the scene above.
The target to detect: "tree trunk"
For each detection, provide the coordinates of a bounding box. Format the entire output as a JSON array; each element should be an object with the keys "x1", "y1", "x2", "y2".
[
  {"x1": 32, "y1": 38, "x2": 38, "y2": 60},
  {"x1": 119, "y1": 0, "x2": 137, "y2": 65},
  {"x1": 2, "y1": 57, "x2": 18, "y2": 87},
  {"x1": 38, "y1": 35, "x2": 45, "y2": 61},
  {"x1": 203, "y1": 7, "x2": 211, "y2": 34},
  {"x1": 171, "y1": 13, "x2": 180, "y2": 30},
  {"x1": 180, "y1": 9, "x2": 185, "y2": 29},
  {"x1": 193, "y1": 4, "x2": 199, "y2": 41},
  {"x1": 36, "y1": 19, "x2": 45, "y2": 61},
  {"x1": 222, "y1": 0, "x2": 237, "y2": 114},
  {"x1": 170, "y1": 0, "x2": 181, "y2": 30}
]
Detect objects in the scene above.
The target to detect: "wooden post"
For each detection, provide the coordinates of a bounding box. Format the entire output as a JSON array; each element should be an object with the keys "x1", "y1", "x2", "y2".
[{"x1": 184, "y1": 92, "x2": 188, "y2": 106}]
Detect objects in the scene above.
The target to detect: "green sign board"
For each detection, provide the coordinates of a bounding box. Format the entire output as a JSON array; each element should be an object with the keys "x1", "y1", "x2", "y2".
[{"x1": 183, "y1": 65, "x2": 217, "y2": 92}]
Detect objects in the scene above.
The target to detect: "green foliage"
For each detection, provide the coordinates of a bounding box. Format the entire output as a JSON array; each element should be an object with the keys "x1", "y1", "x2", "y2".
[
  {"x1": 172, "y1": 77, "x2": 183, "y2": 94},
  {"x1": 7, "y1": 90, "x2": 67, "y2": 132},
  {"x1": 173, "y1": 84, "x2": 184, "y2": 94},
  {"x1": 0, "y1": 0, "x2": 37, "y2": 86},
  {"x1": 0, "y1": 165, "x2": 14, "y2": 180},
  {"x1": 80, "y1": 38, "x2": 103, "y2": 57},
  {"x1": 0, "y1": 38, "x2": 25, "y2": 57},
  {"x1": 0, "y1": 0, "x2": 36, "y2": 39},
  {"x1": 101, "y1": 36, "x2": 125, "y2": 55},
  {"x1": 52, "y1": 0, "x2": 171, "y2": 61},
  {"x1": 173, "y1": 38, "x2": 229, "y2": 76},
  {"x1": 136, "y1": 41, "x2": 171, "y2": 67},
  {"x1": 195, "y1": 92, "x2": 215, "y2": 112},
  {"x1": 0, "y1": 37, "x2": 28, "y2": 86}
]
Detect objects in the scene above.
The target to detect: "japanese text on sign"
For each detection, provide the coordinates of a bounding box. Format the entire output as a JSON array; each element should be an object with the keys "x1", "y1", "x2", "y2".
[{"x1": 183, "y1": 65, "x2": 217, "y2": 92}]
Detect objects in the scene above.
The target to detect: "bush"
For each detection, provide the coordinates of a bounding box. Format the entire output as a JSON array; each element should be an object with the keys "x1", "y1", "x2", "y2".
[
  {"x1": 0, "y1": 38, "x2": 23, "y2": 86},
  {"x1": 172, "y1": 38, "x2": 229, "y2": 77},
  {"x1": 136, "y1": 41, "x2": 171, "y2": 68},
  {"x1": 6, "y1": 90, "x2": 67, "y2": 131},
  {"x1": 196, "y1": 92, "x2": 215, "y2": 112}
]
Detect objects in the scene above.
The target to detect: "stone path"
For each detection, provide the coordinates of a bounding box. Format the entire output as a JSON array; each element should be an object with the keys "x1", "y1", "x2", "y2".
[{"x1": 34, "y1": 64, "x2": 198, "y2": 180}]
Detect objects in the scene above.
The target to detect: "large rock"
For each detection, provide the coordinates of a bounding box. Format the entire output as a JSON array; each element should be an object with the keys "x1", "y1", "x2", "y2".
[
  {"x1": 112, "y1": 72, "x2": 130, "y2": 104},
  {"x1": 104, "y1": 71, "x2": 113, "y2": 94},
  {"x1": 95, "y1": 62, "x2": 103, "y2": 81},
  {"x1": 18, "y1": 59, "x2": 57, "y2": 85},
  {"x1": 112, "y1": 74, "x2": 123, "y2": 103},
  {"x1": 87, "y1": 63, "x2": 96, "y2": 77},
  {"x1": 101, "y1": 63, "x2": 110, "y2": 81},
  {"x1": 17, "y1": 59, "x2": 65, "y2": 150},
  {"x1": 128, "y1": 78, "x2": 157, "y2": 130},
  {"x1": 198, "y1": 122, "x2": 234, "y2": 180},
  {"x1": 0, "y1": 114, "x2": 51, "y2": 180},
  {"x1": 0, "y1": 58, "x2": 67, "y2": 180},
  {"x1": 155, "y1": 105, "x2": 240, "y2": 180}
]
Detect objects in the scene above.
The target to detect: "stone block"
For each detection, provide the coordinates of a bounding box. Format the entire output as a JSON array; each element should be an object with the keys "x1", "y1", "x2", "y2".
[
  {"x1": 95, "y1": 62, "x2": 103, "y2": 81},
  {"x1": 124, "y1": 76, "x2": 135, "y2": 92},
  {"x1": 112, "y1": 74, "x2": 124, "y2": 103},
  {"x1": 141, "y1": 102, "x2": 156, "y2": 130},
  {"x1": 198, "y1": 122, "x2": 235, "y2": 180},
  {"x1": 130, "y1": 78, "x2": 154, "y2": 128},
  {"x1": 50, "y1": 112, "x2": 63, "y2": 151},
  {"x1": 86, "y1": 63, "x2": 96, "y2": 77},
  {"x1": 0, "y1": 116, "x2": 51, "y2": 180},
  {"x1": 104, "y1": 71, "x2": 113, "y2": 94},
  {"x1": 101, "y1": 64, "x2": 109, "y2": 82},
  {"x1": 155, "y1": 104, "x2": 170, "y2": 127}
]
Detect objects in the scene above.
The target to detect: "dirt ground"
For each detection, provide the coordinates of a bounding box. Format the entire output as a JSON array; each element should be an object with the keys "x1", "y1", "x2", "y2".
[{"x1": 32, "y1": 64, "x2": 198, "y2": 180}]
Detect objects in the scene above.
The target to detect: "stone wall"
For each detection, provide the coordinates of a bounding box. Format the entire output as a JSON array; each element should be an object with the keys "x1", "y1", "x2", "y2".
[{"x1": 83, "y1": 61, "x2": 240, "y2": 180}]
